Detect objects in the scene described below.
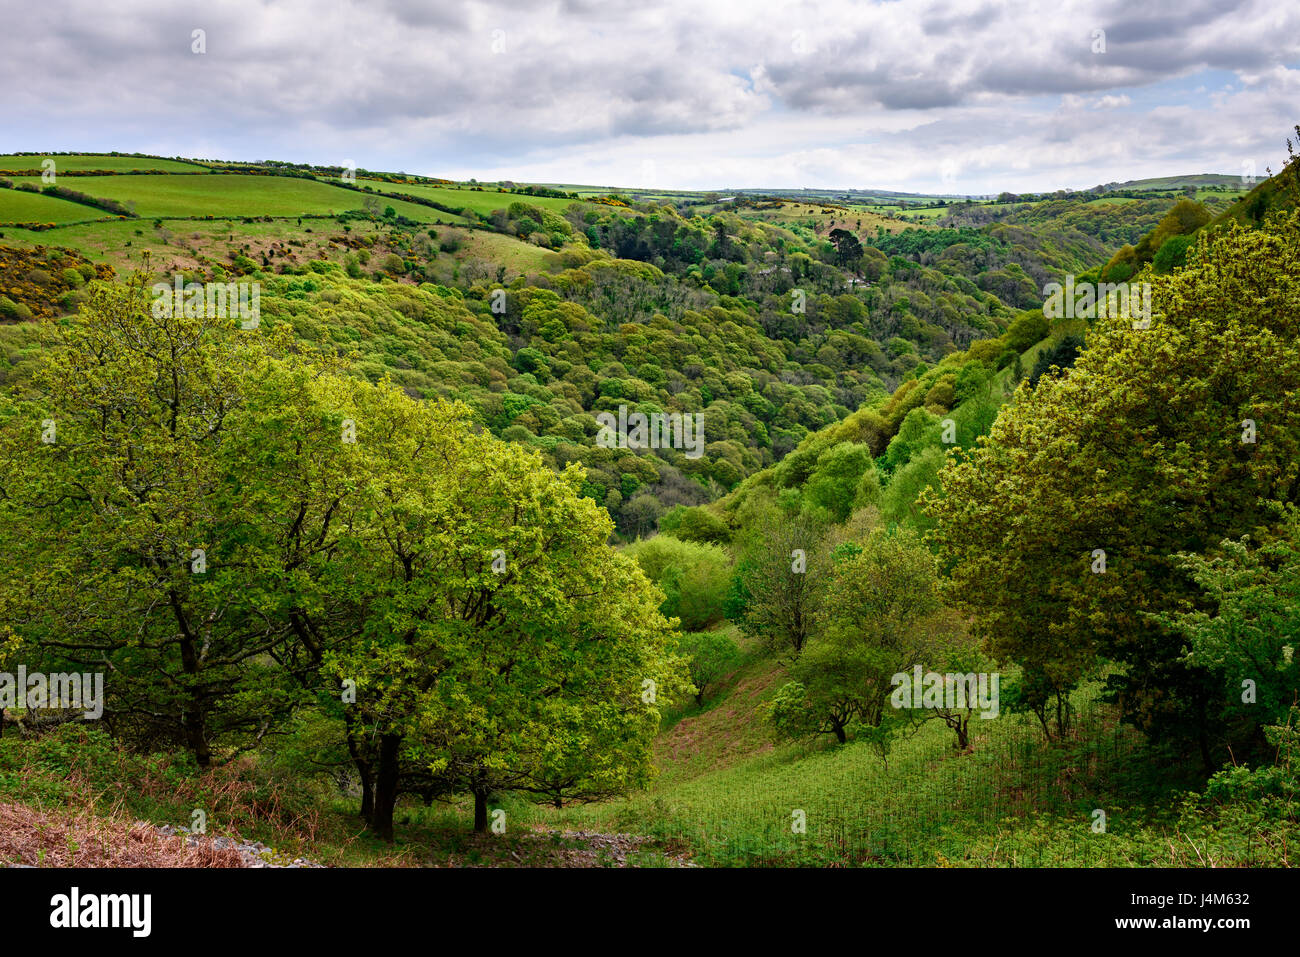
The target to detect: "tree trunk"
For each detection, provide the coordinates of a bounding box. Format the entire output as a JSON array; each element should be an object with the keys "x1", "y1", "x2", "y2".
[
  {"x1": 344, "y1": 715, "x2": 374, "y2": 823},
  {"x1": 473, "y1": 787, "x2": 489, "y2": 833},
  {"x1": 832, "y1": 720, "x2": 847, "y2": 745},
  {"x1": 1197, "y1": 693, "x2": 1214, "y2": 776},
  {"x1": 172, "y1": 594, "x2": 210, "y2": 768},
  {"x1": 371, "y1": 733, "x2": 402, "y2": 842},
  {"x1": 182, "y1": 707, "x2": 211, "y2": 768}
]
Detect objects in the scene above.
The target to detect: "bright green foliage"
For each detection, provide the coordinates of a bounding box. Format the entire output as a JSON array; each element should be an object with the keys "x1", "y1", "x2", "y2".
[
  {"x1": 769, "y1": 526, "x2": 956, "y2": 744},
  {"x1": 880, "y1": 445, "x2": 948, "y2": 531},
  {"x1": 1152, "y1": 233, "x2": 1195, "y2": 273},
  {"x1": 316, "y1": 384, "x2": 689, "y2": 834},
  {"x1": 658, "y1": 504, "x2": 731, "y2": 544},
  {"x1": 881, "y1": 407, "x2": 941, "y2": 473},
  {"x1": 928, "y1": 213, "x2": 1300, "y2": 756},
  {"x1": 804, "y1": 441, "x2": 877, "y2": 522},
  {"x1": 1157, "y1": 511, "x2": 1300, "y2": 756},
  {"x1": 0, "y1": 277, "x2": 323, "y2": 765},
  {"x1": 1103, "y1": 198, "x2": 1209, "y2": 279},
  {"x1": 676, "y1": 631, "x2": 743, "y2": 704},
  {"x1": 624, "y1": 536, "x2": 731, "y2": 631},
  {"x1": 727, "y1": 502, "x2": 829, "y2": 655},
  {"x1": 0, "y1": 275, "x2": 689, "y2": 841}
]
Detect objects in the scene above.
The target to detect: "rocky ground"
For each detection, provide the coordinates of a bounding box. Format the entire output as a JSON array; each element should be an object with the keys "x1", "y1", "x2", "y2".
[
  {"x1": 152, "y1": 823, "x2": 326, "y2": 868},
  {"x1": 433, "y1": 826, "x2": 698, "y2": 868},
  {"x1": 0, "y1": 800, "x2": 691, "y2": 868}
]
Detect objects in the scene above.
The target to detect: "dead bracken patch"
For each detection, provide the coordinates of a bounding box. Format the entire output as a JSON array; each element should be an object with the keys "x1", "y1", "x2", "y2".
[{"x1": 0, "y1": 802, "x2": 246, "y2": 868}]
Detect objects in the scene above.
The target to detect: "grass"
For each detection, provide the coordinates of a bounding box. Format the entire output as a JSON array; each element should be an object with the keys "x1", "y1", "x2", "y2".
[
  {"x1": 0, "y1": 153, "x2": 208, "y2": 174},
  {"x1": 731, "y1": 200, "x2": 909, "y2": 235},
  {"x1": 0, "y1": 188, "x2": 106, "y2": 224},
  {"x1": 8, "y1": 174, "x2": 447, "y2": 221},
  {"x1": 1193, "y1": 186, "x2": 1249, "y2": 203},
  {"x1": 0, "y1": 213, "x2": 553, "y2": 288},
  {"x1": 0, "y1": 216, "x2": 381, "y2": 271},
  {"x1": 522, "y1": 674, "x2": 1214, "y2": 867},
  {"x1": 358, "y1": 180, "x2": 585, "y2": 217},
  {"x1": 443, "y1": 227, "x2": 561, "y2": 273},
  {"x1": 1088, "y1": 188, "x2": 1247, "y2": 206},
  {"x1": 1, "y1": 631, "x2": 1289, "y2": 867},
  {"x1": 856, "y1": 203, "x2": 952, "y2": 220}
]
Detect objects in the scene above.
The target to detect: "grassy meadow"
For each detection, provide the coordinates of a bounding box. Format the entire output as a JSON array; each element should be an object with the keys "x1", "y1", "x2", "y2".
[
  {"x1": 0, "y1": 153, "x2": 209, "y2": 173},
  {"x1": 0, "y1": 188, "x2": 105, "y2": 224},
  {"x1": 7, "y1": 174, "x2": 449, "y2": 221}
]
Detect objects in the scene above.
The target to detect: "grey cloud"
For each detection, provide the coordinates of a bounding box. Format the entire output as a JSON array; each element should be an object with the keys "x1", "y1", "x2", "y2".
[{"x1": 0, "y1": 0, "x2": 1296, "y2": 190}]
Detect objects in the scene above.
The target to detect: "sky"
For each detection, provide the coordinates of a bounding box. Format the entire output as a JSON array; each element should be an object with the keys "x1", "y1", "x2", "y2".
[{"x1": 4, "y1": 0, "x2": 1299, "y2": 193}]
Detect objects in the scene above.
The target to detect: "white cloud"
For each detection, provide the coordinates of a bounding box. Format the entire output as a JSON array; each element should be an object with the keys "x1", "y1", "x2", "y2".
[{"x1": 2, "y1": 0, "x2": 1298, "y2": 190}]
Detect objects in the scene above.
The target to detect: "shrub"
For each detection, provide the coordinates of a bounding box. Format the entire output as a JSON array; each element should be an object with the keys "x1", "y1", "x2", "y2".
[
  {"x1": 675, "y1": 631, "x2": 743, "y2": 704},
  {"x1": 625, "y1": 536, "x2": 731, "y2": 631}
]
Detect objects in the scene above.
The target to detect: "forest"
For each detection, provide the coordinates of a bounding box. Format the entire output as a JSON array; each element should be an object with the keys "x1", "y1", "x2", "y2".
[{"x1": 0, "y1": 133, "x2": 1296, "y2": 870}]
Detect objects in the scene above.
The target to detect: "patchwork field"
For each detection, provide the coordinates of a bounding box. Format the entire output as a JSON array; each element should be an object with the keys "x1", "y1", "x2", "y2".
[
  {"x1": 360, "y1": 179, "x2": 585, "y2": 215},
  {"x1": 730, "y1": 200, "x2": 911, "y2": 234},
  {"x1": 0, "y1": 153, "x2": 208, "y2": 173},
  {"x1": 8, "y1": 174, "x2": 454, "y2": 221},
  {"x1": 0, "y1": 188, "x2": 105, "y2": 224}
]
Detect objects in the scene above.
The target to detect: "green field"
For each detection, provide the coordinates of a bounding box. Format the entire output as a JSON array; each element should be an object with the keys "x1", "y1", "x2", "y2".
[
  {"x1": 856, "y1": 203, "x2": 953, "y2": 219},
  {"x1": 0, "y1": 188, "x2": 106, "y2": 224},
  {"x1": 445, "y1": 227, "x2": 561, "y2": 272},
  {"x1": 9, "y1": 174, "x2": 456, "y2": 221},
  {"x1": 538, "y1": 680, "x2": 1149, "y2": 866},
  {"x1": 0, "y1": 212, "x2": 551, "y2": 280},
  {"x1": 0, "y1": 153, "x2": 208, "y2": 173},
  {"x1": 361, "y1": 180, "x2": 583, "y2": 216},
  {"x1": 725, "y1": 200, "x2": 908, "y2": 235},
  {"x1": 1192, "y1": 186, "x2": 1248, "y2": 203},
  {"x1": 0, "y1": 215, "x2": 423, "y2": 271}
]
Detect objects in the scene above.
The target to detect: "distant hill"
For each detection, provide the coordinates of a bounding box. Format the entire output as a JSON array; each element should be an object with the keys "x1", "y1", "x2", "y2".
[
  {"x1": 1093, "y1": 173, "x2": 1250, "y2": 191},
  {"x1": 1210, "y1": 166, "x2": 1299, "y2": 227}
]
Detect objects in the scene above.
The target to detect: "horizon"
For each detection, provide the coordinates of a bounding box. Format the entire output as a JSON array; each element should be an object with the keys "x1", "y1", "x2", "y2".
[{"x1": 0, "y1": 149, "x2": 1262, "y2": 197}]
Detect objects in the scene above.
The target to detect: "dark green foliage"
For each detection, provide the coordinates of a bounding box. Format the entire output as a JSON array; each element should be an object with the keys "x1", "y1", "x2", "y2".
[
  {"x1": 1028, "y1": 335, "x2": 1084, "y2": 386},
  {"x1": 676, "y1": 631, "x2": 743, "y2": 704}
]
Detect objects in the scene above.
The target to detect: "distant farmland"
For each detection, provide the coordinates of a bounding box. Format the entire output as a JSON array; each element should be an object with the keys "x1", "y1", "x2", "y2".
[
  {"x1": 0, "y1": 188, "x2": 104, "y2": 224},
  {"x1": 0, "y1": 153, "x2": 209, "y2": 174},
  {"x1": 359, "y1": 180, "x2": 584, "y2": 216},
  {"x1": 9, "y1": 174, "x2": 462, "y2": 221}
]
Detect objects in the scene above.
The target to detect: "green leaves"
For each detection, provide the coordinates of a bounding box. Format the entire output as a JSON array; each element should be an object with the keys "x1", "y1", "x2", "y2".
[
  {"x1": 0, "y1": 274, "x2": 689, "y2": 834},
  {"x1": 928, "y1": 212, "x2": 1300, "y2": 752}
]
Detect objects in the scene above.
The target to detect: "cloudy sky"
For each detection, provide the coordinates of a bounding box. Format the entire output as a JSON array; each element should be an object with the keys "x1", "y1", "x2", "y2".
[{"x1": 5, "y1": 0, "x2": 1298, "y2": 193}]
